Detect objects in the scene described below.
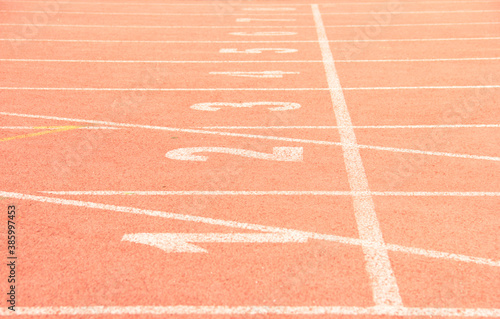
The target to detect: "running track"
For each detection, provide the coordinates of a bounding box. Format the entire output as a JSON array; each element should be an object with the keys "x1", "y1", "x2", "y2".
[{"x1": 0, "y1": 0, "x2": 499, "y2": 317}]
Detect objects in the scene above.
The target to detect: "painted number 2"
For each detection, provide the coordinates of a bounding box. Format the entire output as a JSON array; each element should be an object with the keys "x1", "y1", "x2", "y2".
[{"x1": 165, "y1": 147, "x2": 303, "y2": 162}]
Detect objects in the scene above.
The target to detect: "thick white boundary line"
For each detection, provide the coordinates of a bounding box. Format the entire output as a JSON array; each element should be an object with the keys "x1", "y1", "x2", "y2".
[
  {"x1": 41, "y1": 191, "x2": 500, "y2": 196},
  {"x1": 1, "y1": 190, "x2": 498, "y2": 268},
  {"x1": 1, "y1": 111, "x2": 498, "y2": 162},
  {"x1": 312, "y1": 4, "x2": 402, "y2": 306},
  {"x1": 1, "y1": 57, "x2": 499, "y2": 63},
  {"x1": 1, "y1": 22, "x2": 499, "y2": 28},
  {"x1": 2, "y1": 37, "x2": 500, "y2": 43},
  {"x1": 199, "y1": 124, "x2": 500, "y2": 129},
  {"x1": 2, "y1": 10, "x2": 499, "y2": 15},
  {"x1": 0, "y1": 306, "x2": 499, "y2": 316}
]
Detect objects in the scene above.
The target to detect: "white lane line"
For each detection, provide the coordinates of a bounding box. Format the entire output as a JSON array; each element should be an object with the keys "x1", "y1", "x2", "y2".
[
  {"x1": 343, "y1": 85, "x2": 500, "y2": 90},
  {"x1": 2, "y1": 37, "x2": 500, "y2": 43},
  {"x1": 1, "y1": 57, "x2": 500, "y2": 63},
  {"x1": 1, "y1": 190, "x2": 499, "y2": 268},
  {"x1": 209, "y1": 71, "x2": 300, "y2": 78},
  {"x1": 2, "y1": 0, "x2": 499, "y2": 5},
  {"x1": 322, "y1": 10, "x2": 500, "y2": 14},
  {"x1": 329, "y1": 22, "x2": 500, "y2": 27},
  {"x1": 1, "y1": 10, "x2": 499, "y2": 15},
  {"x1": 321, "y1": 0, "x2": 500, "y2": 4},
  {"x1": 0, "y1": 59, "x2": 321, "y2": 63},
  {"x1": 1, "y1": 306, "x2": 499, "y2": 316},
  {"x1": 0, "y1": 126, "x2": 118, "y2": 130},
  {"x1": 199, "y1": 124, "x2": 500, "y2": 129},
  {"x1": 313, "y1": 4, "x2": 401, "y2": 306},
  {"x1": 237, "y1": 18, "x2": 297, "y2": 22},
  {"x1": 338, "y1": 57, "x2": 500, "y2": 62},
  {"x1": 2, "y1": 88, "x2": 325, "y2": 91},
  {"x1": 41, "y1": 191, "x2": 500, "y2": 196},
  {"x1": 357, "y1": 144, "x2": 500, "y2": 161},
  {"x1": 1, "y1": 111, "x2": 499, "y2": 162},
  {"x1": 1, "y1": 86, "x2": 499, "y2": 91},
  {"x1": 1, "y1": 22, "x2": 499, "y2": 28}
]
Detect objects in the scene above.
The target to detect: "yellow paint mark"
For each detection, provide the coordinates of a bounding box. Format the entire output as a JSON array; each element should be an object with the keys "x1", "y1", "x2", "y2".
[{"x1": 0, "y1": 126, "x2": 81, "y2": 143}]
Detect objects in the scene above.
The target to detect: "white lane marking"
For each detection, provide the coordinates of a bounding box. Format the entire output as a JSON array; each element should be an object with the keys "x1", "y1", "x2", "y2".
[
  {"x1": 1, "y1": 37, "x2": 500, "y2": 43},
  {"x1": 1, "y1": 112, "x2": 499, "y2": 162},
  {"x1": 344, "y1": 85, "x2": 500, "y2": 90},
  {"x1": 1, "y1": 86, "x2": 499, "y2": 91},
  {"x1": 324, "y1": 10, "x2": 500, "y2": 14},
  {"x1": 322, "y1": 0, "x2": 500, "y2": 4},
  {"x1": 3, "y1": 57, "x2": 500, "y2": 63},
  {"x1": 0, "y1": 87, "x2": 332, "y2": 91},
  {"x1": 338, "y1": 57, "x2": 500, "y2": 62},
  {"x1": 1, "y1": 10, "x2": 499, "y2": 15},
  {"x1": 242, "y1": 7, "x2": 297, "y2": 11},
  {"x1": 190, "y1": 102, "x2": 301, "y2": 111},
  {"x1": 198, "y1": 124, "x2": 500, "y2": 129},
  {"x1": 313, "y1": 4, "x2": 402, "y2": 306},
  {"x1": 229, "y1": 31, "x2": 297, "y2": 36},
  {"x1": 122, "y1": 233, "x2": 308, "y2": 253},
  {"x1": 219, "y1": 48, "x2": 298, "y2": 54},
  {"x1": 165, "y1": 147, "x2": 303, "y2": 162},
  {"x1": 1, "y1": 22, "x2": 499, "y2": 28},
  {"x1": 2, "y1": 190, "x2": 499, "y2": 267},
  {"x1": 5, "y1": 58, "x2": 312, "y2": 63},
  {"x1": 236, "y1": 18, "x2": 297, "y2": 22},
  {"x1": 209, "y1": 71, "x2": 300, "y2": 78},
  {"x1": 2, "y1": 0, "x2": 498, "y2": 5},
  {"x1": 1, "y1": 306, "x2": 500, "y2": 316},
  {"x1": 327, "y1": 22, "x2": 500, "y2": 27},
  {"x1": 41, "y1": 191, "x2": 500, "y2": 196},
  {"x1": 357, "y1": 144, "x2": 500, "y2": 161},
  {"x1": 0, "y1": 126, "x2": 118, "y2": 130}
]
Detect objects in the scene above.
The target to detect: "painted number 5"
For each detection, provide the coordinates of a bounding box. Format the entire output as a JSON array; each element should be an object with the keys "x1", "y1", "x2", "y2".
[{"x1": 165, "y1": 147, "x2": 303, "y2": 162}]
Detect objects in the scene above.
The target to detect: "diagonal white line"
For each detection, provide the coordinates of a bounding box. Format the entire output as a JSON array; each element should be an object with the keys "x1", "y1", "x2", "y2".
[
  {"x1": 312, "y1": 4, "x2": 402, "y2": 306},
  {"x1": 1, "y1": 111, "x2": 498, "y2": 162},
  {"x1": 1, "y1": 190, "x2": 498, "y2": 267}
]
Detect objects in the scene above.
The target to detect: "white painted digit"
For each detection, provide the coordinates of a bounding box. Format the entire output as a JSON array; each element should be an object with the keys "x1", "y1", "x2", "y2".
[
  {"x1": 209, "y1": 71, "x2": 299, "y2": 78},
  {"x1": 219, "y1": 48, "x2": 298, "y2": 54},
  {"x1": 190, "y1": 102, "x2": 301, "y2": 112},
  {"x1": 165, "y1": 147, "x2": 303, "y2": 162},
  {"x1": 229, "y1": 31, "x2": 297, "y2": 36},
  {"x1": 122, "y1": 233, "x2": 308, "y2": 253}
]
